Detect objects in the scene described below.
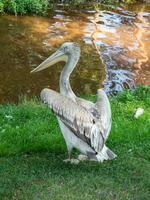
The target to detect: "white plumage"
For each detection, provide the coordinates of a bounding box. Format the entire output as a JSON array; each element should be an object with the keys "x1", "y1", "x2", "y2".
[{"x1": 31, "y1": 42, "x2": 116, "y2": 162}]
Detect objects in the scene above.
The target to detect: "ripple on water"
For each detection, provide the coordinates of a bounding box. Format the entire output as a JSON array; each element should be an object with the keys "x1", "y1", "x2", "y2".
[{"x1": 91, "y1": 4, "x2": 150, "y2": 93}]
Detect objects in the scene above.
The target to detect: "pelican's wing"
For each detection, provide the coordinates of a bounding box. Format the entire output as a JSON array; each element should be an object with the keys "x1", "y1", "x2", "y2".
[
  {"x1": 94, "y1": 89, "x2": 112, "y2": 140},
  {"x1": 77, "y1": 89, "x2": 112, "y2": 141},
  {"x1": 77, "y1": 97, "x2": 95, "y2": 111},
  {"x1": 41, "y1": 88, "x2": 104, "y2": 152}
]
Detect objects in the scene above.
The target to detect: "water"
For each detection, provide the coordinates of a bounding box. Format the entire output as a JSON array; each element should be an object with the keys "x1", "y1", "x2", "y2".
[{"x1": 0, "y1": 3, "x2": 150, "y2": 103}]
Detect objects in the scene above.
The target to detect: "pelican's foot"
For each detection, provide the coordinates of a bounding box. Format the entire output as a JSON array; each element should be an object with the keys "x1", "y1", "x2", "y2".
[
  {"x1": 78, "y1": 154, "x2": 88, "y2": 161},
  {"x1": 63, "y1": 158, "x2": 80, "y2": 165},
  {"x1": 63, "y1": 159, "x2": 71, "y2": 163},
  {"x1": 70, "y1": 159, "x2": 80, "y2": 165}
]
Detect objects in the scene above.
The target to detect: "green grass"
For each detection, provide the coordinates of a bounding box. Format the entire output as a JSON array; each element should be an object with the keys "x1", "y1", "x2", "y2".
[
  {"x1": 0, "y1": 86, "x2": 150, "y2": 199},
  {"x1": 0, "y1": 0, "x2": 50, "y2": 15}
]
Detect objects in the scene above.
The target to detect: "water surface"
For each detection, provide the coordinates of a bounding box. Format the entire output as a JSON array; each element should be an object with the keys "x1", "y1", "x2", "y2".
[{"x1": 0, "y1": 3, "x2": 150, "y2": 103}]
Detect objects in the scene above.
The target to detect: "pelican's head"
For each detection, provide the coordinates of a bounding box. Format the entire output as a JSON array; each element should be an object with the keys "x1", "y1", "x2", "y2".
[{"x1": 30, "y1": 42, "x2": 80, "y2": 73}]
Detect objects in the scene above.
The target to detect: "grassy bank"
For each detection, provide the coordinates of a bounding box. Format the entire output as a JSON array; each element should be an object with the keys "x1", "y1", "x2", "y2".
[
  {"x1": 0, "y1": 0, "x2": 50, "y2": 15},
  {"x1": 0, "y1": 86, "x2": 150, "y2": 199},
  {"x1": 0, "y1": 0, "x2": 143, "y2": 15}
]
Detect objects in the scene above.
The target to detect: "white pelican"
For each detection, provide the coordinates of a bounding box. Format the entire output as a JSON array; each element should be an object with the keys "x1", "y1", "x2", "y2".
[{"x1": 31, "y1": 42, "x2": 116, "y2": 163}]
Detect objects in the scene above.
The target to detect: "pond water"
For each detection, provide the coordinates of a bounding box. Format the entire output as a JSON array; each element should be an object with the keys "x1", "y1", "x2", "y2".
[{"x1": 0, "y1": 3, "x2": 150, "y2": 103}]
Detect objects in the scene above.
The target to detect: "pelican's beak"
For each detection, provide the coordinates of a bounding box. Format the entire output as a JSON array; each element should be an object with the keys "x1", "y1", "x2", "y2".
[{"x1": 30, "y1": 50, "x2": 68, "y2": 73}]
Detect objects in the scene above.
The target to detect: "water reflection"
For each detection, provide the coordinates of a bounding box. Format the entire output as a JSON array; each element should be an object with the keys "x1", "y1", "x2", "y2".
[
  {"x1": 91, "y1": 6, "x2": 150, "y2": 94},
  {"x1": 0, "y1": 3, "x2": 150, "y2": 103},
  {"x1": 0, "y1": 14, "x2": 103, "y2": 103}
]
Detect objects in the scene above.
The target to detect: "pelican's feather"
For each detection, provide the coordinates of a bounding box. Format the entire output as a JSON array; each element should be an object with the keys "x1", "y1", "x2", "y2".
[
  {"x1": 95, "y1": 89, "x2": 112, "y2": 140},
  {"x1": 77, "y1": 89, "x2": 112, "y2": 141},
  {"x1": 41, "y1": 88, "x2": 105, "y2": 153}
]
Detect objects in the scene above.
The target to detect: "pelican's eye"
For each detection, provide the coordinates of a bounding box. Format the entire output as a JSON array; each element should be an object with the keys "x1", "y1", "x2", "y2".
[{"x1": 63, "y1": 46, "x2": 68, "y2": 53}]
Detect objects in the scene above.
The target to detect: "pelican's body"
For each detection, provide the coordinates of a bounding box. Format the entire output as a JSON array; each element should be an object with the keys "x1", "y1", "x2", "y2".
[{"x1": 31, "y1": 42, "x2": 116, "y2": 162}]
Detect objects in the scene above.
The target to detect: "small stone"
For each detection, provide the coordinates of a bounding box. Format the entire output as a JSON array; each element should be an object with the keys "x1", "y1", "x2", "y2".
[{"x1": 134, "y1": 108, "x2": 144, "y2": 119}]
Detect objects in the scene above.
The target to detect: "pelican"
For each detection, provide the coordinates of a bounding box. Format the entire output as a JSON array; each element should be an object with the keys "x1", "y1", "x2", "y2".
[{"x1": 31, "y1": 42, "x2": 116, "y2": 163}]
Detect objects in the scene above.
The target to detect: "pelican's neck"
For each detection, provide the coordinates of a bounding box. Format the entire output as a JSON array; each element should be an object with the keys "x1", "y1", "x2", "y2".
[{"x1": 59, "y1": 52, "x2": 80, "y2": 101}]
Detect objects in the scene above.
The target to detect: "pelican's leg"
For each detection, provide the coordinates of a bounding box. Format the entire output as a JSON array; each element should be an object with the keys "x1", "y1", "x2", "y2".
[
  {"x1": 67, "y1": 144, "x2": 73, "y2": 160},
  {"x1": 68, "y1": 151, "x2": 71, "y2": 160},
  {"x1": 64, "y1": 146, "x2": 80, "y2": 165},
  {"x1": 63, "y1": 145, "x2": 73, "y2": 163}
]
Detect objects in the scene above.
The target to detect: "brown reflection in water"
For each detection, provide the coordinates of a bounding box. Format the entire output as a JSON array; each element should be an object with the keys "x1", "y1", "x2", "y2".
[
  {"x1": 0, "y1": 14, "x2": 104, "y2": 103},
  {"x1": 133, "y1": 11, "x2": 150, "y2": 85},
  {"x1": 91, "y1": 4, "x2": 150, "y2": 92}
]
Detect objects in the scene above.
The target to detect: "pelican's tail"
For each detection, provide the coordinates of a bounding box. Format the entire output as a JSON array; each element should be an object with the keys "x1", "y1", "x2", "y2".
[{"x1": 96, "y1": 145, "x2": 117, "y2": 162}]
